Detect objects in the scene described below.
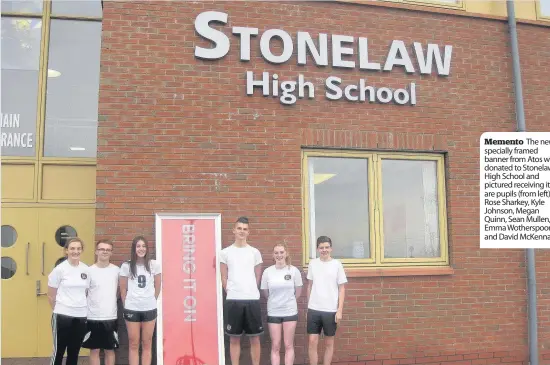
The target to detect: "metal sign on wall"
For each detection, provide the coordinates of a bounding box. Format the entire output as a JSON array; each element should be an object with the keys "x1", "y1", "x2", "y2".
[
  {"x1": 155, "y1": 213, "x2": 224, "y2": 365},
  {"x1": 192, "y1": 11, "x2": 453, "y2": 106}
]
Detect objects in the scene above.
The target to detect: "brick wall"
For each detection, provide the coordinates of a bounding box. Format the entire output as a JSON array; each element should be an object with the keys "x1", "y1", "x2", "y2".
[{"x1": 96, "y1": 1, "x2": 550, "y2": 364}]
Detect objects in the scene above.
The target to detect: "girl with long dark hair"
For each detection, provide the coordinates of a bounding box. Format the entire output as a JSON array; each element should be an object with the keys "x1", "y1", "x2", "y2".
[{"x1": 119, "y1": 236, "x2": 162, "y2": 365}]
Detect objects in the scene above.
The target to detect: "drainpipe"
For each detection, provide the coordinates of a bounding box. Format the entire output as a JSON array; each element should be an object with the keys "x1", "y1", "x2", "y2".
[{"x1": 505, "y1": 1, "x2": 538, "y2": 364}]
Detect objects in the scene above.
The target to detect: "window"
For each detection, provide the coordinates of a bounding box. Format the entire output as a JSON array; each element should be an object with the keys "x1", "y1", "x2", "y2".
[
  {"x1": 1, "y1": 0, "x2": 43, "y2": 14},
  {"x1": 51, "y1": 0, "x2": 103, "y2": 17},
  {"x1": 302, "y1": 150, "x2": 449, "y2": 268},
  {"x1": 43, "y1": 19, "x2": 102, "y2": 158},
  {"x1": 1, "y1": 0, "x2": 102, "y2": 159},
  {"x1": 362, "y1": 0, "x2": 464, "y2": 10},
  {"x1": 537, "y1": 0, "x2": 550, "y2": 19},
  {"x1": 403, "y1": 0, "x2": 464, "y2": 10},
  {"x1": 1, "y1": 17, "x2": 41, "y2": 156}
]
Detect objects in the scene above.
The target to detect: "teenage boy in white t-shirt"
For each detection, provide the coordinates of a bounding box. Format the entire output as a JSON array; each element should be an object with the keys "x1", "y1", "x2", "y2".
[
  {"x1": 82, "y1": 239, "x2": 120, "y2": 365},
  {"x1": 220, "y1": 217, "x2": 263, "y2": 365},
  {"x1": 307, "y1": 236, "x2": 347, "y2": 365}
]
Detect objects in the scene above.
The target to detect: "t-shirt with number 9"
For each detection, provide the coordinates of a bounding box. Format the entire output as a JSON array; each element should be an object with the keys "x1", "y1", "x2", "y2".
[{"x1": 120, "y1": 260, "x2": 162, "y2": 311}]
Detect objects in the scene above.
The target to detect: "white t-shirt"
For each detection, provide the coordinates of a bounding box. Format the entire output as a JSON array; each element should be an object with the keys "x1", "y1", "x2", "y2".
[
  {"x1": 220, "y1": 244, "x2": 263, "y2": 300},
  {"x1": 87, "y1": 263, "x2": 120, "y2": 320},
  {"x1": 307, "y1": 258, "x2": 348, "y2": 312},
  {"x1": 120, "y1": 260, "x2": 162, "y2": 311},
  {"x1": 48, "y1": 260, "x2": 90, "y2": 317},
  {"x1": 261, "y1": 265, "x2": 303, "y2": 317}
]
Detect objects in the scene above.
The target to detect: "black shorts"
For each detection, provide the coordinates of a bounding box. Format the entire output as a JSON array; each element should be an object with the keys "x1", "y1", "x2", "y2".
[
  {"x1": 82, "y1": 319, "x2": 119, "y2": 350},
  {"x1": 307, "y1": 309, "x2": 337, "y2": 337},
  {"x1": 224, "y1": 300, "x2": 263, "y2": 336},
  {"x1": 123, "y1": 308, "x2": 157, "y2": 323},
  {"x1": 267, "y1": 314, "x2": 298, "y2": 324}
]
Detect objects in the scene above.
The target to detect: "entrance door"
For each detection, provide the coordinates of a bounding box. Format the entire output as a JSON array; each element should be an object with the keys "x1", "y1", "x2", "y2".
[
  {"x1": 1, "y1": 206, "x2": 96, "y2": 358},
  {"x1": 36, "y1": 207, "x2": 96, "y2": 357},
  {"x1": 1, "y1": 208, "x2": 39, "y2": 357}
]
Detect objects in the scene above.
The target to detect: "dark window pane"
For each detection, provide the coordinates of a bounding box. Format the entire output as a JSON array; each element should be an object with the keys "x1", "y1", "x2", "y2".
[
  {"x1": 1, "y1": 226, "x2": 17, "y2": 248},
  {"x1": 382, "y1": 159, "x2": 440, "y2": 259},
  {"x1": 44, "y1": 19, "x2": 102, "y2": 158},
  {"x1": 308, "y1": 157, "x2": 370, "y2": 259},
  {"x1": 1, "y1": 257, "x2": 17, "y2": 279},
  {"x1": 1, "y1": 17, "x2": 41, "y2": 156},
  {"x1": 55, "y1": 225, "x2": 78, "y2": 247}
]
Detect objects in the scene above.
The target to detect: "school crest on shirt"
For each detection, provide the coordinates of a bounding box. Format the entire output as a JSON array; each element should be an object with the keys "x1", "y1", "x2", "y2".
[
  {"x1": 81, "y1": 273, "x2": 87, "y2": 279},
  {"x1": 284, "y1": 274, "x2": 291, "y2": 280}
]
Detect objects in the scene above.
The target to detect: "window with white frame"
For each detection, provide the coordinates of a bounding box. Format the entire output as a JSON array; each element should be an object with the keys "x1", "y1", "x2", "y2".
[{"x1": 302, "y1": 150, "x2": 449, "y2": 268}]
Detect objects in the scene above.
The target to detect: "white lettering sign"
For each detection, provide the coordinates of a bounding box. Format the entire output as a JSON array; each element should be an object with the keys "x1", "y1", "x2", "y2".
[
  {"x1": 182, "y1": 224, "x2": 197, "y2": 322},
  {"x1": 193, "y1": 11, "x2": 453, "y2": 105},
  {"x1": 2, "y1": 113, "x2": 20, "y2": 128},
  {"x1": 0, "y1": 113, "x2": 34, "y2": 149}
]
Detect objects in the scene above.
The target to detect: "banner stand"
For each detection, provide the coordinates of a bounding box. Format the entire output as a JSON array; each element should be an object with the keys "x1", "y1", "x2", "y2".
[{"x1": 155, "y1": 213, "x2": 225, "y2": 365}]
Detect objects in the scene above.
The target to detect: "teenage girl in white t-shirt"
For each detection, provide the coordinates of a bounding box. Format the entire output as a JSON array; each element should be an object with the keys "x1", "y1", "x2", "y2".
[
  {"x1": 47, "y1": 237, "x2": 91, "y2": 365},
  {"x1": 119, "y1": 236, "x2": 162, "y2": 365},
  {"x1": 260, "y1": 243, "x2": 303, "y2": 365}
]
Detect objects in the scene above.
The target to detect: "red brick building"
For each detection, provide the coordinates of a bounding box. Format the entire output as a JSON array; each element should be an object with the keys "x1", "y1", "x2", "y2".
[{"x1": 96, "y1": 1, "x2": 550, "y2": 365}]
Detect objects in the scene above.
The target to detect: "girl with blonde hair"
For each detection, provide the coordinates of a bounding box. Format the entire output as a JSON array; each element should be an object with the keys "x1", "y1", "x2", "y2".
[{"x1": 260, "y1": 243, "x2": 303, "y2": 365}]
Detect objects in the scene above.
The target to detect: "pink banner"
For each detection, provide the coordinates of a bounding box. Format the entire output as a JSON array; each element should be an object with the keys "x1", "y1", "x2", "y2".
[{"x1": 157, "y1": 214, "x2": 223, "y2": 365}]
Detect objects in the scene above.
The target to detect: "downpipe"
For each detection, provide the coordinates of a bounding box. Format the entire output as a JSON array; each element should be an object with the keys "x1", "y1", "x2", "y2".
[{"x1": 505, "y1": 1, "x2": 538, "y2": 364}]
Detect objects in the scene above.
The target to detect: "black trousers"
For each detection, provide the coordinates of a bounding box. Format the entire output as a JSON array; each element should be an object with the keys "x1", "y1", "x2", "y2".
[{"x1": 51, "y1": 313, "x2": 87, "y2": 365}]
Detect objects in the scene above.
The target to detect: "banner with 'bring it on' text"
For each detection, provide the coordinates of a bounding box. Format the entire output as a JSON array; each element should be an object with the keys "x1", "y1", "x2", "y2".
[{"x1": 155, "y1": 213, "x2": 224, "y2": 365}]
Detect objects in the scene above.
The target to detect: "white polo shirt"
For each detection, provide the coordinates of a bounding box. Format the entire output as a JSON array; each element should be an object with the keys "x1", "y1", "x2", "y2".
[
  {"x1": 220, "y1": 244, "x2": 263, "y2": 300},
  {"x1": 120, "y1": 260, "x2": 162, "y2": 311},
  {"x1": 48, "y1": 260, "x2": 90, "y2": 317},
  {"x1": 87, "y1": 263, "x2": 120, "y2": 320},
  {"x1": 307, "y1": 258, "x2": 347, "y2": 312}
]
